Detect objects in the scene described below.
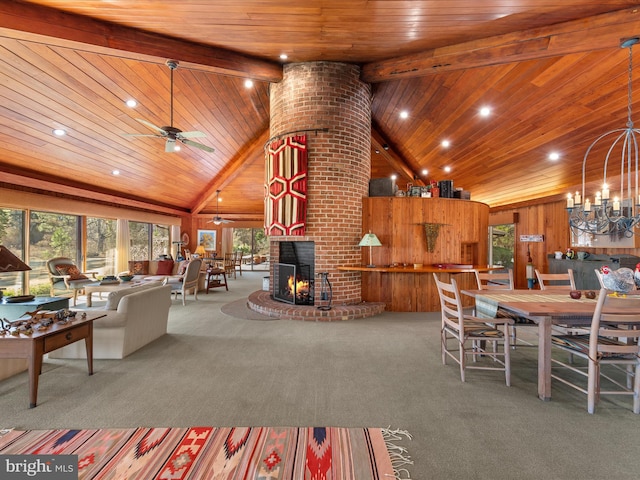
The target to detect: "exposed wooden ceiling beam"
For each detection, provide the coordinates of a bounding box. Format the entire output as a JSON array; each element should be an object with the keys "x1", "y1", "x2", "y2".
[
  {"x1": 0, "y1": 0, "x2": 283, "y2": 82},
  {"x1": 362, "y1": 7, "x2": 640, "y2": 83},
  {"x1": 371, "y1": 127, "x2": 423, "y2": 185},
  {"x1": 1, "y1": 170, "x2": 188, "y2": 216},
  {"x1": 191, "y1": 129, "x2": 271, "y2": 214}
]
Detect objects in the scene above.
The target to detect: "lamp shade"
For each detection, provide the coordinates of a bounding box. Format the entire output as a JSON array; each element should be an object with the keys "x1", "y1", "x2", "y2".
[
  {"x1": 0, "y1": 245, "x2": 31, "y2": 272},
  {"x1": 358, "y1": 233, "x2": 382, "y2": 247},
  {"x1": 194, "y1": 245, "x2": 206, "y2": 256}
]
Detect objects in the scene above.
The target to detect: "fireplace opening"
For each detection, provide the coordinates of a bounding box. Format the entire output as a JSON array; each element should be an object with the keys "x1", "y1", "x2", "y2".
[
  {"x1": 273, "y1": 241, "x2": 315, "y2": 305},
  {"x1": 274, "y1": 263, "x2": 313, "y2": 305}
]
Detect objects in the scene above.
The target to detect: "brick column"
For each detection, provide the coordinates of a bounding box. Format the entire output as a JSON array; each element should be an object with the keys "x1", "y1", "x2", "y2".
[{"x1": 269, "y1": 62, "x2": 371, "y2": 304}]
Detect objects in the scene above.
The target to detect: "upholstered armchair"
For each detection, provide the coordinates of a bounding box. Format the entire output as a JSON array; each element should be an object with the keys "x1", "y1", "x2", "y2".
[
  {"x1": 46, "y1": 257, "x2": 98, "y2": 306},
  {"x1": 167, "y1": 258, "x2": 203, "y2": 305}
]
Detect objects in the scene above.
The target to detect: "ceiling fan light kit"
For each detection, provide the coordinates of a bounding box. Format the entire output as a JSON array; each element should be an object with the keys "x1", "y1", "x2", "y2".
[
  {"x1": 208, "y1": 190, "x2": 233, "y2": 225},
  {"x1": 123, "y1": 60, "x2": 215, "y2": 153}
]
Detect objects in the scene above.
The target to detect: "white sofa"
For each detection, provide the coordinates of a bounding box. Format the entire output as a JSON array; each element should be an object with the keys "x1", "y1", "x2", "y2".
[{"x1": 49, "y1": 282, "x2": 172, "y2": 360}]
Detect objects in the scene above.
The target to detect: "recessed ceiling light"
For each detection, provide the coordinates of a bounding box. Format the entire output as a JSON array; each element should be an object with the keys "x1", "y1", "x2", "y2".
[
  {"x1": 549, "y1": 152, "x2": 560, "y2": 161},
  {"x1": 244, "y1": 79, "x2": 254, "y2": 88},
  {"x1": 422, "y1": 169, "x2": 428, "y2": 176},
  {"x1": 444, "y1": 166, "x2": 452, "y2": 173},
  {"x1": 391, "y1": 174, "x2": 398, "y2": 180},
  {"x1": 480, "y1": 106, "x2": 491, "y2": 117},
  {"x1": 441, "y1": 140, "x2": 450, "y2": 148},
  {"x1": 280, "y1": 53, "x2": 288, "y2": 60},
  {"x1": 112, "y1": 170, "x2": 120, "y2": 175},
  {"x1": 125, "y1": 99, "x2": 137, "y2": 108},
  {"x1": 52, "y1": 129, "x2": 66, "y2": 136},
  {"x1": 399, "y1": 110, "x2": 409, "y2": 119}
]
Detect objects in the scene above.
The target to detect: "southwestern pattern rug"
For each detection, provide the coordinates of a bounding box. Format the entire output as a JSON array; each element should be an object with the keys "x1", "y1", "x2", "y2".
[{"x1": 0, "y1": 426, "x2": 412, "y2": 479}]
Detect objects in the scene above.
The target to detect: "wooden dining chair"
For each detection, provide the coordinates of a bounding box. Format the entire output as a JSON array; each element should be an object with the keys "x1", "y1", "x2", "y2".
[
  {"x1": 433, "y1": 273, "x2": 513, "y2": 386},
  {"x1": 472, "y1": 269, "x2": 534, "y2": 347},
  {"x1": 551, "y1": 288, "x2": 640, "y2": 414},
  {"x1": 473, "y1": 269, "x2": 514, "y2": 290},
  {"x1": 223, "y1": 252, "x2": 236, "y2": 279},
  {"x1": 535, "y1": 268, "x2": 576, "y2": 291}
]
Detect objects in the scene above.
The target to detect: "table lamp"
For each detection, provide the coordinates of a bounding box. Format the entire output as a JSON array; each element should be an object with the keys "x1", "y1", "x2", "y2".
[
  {"x1": 359, "y1": 232, "x2": 382, "y2": 267},
  {"x1": 0, "y1": 245, "x2": 31, "y2": 299},
  {"x1": 194, "y1": 245, "x2": 206, "y2": 258}
]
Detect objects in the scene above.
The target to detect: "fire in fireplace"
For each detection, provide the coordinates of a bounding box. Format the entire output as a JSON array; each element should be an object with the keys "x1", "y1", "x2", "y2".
[
  {"x1": 274, "y1": 263, "x2": 313, "y2": 305},
  {"x1": 273, "y1": 240, "x2": 315, "y2": 305}
]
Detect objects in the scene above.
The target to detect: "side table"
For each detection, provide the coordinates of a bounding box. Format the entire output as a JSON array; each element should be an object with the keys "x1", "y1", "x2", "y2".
[
  {"x1": 206, "y1": 267, "x2": 228, "y2": 292},
  {"x1": 0, "y1": 313, "x2": 105, "y2": 408},
  {"x1": 0, "y1": 296, "x2": 70, "y2": 321}
]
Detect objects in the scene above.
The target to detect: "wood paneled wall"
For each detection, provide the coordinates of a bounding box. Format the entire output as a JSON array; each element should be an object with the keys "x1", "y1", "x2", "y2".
[
  {"x1": 490, "y1": 199, "x2": 640, "y2": 289},
  {"x1": 361, "y1": 197, "x2": 489, "y2": 311},
  {"x1": 363, "y1": 197, "x2": 489, "y2": 266}
]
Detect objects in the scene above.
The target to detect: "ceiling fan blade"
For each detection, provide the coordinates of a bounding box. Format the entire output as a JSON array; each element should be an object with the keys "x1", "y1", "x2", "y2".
[
  {"x1": 178, "y1": 130, "x2": 207, "y2": 139},
  {"x1": 136, "y1": 118, "x2": 166, "y2": 134},
  {"x1": 207, "y1": 216, "x2": 233, "y2": 224},
  {"x1": 165, "y1": 139, "x2": 177, "y2": 152},
  {"x1": 180, "y1": 138, "x2": 215, "y2": 153}
]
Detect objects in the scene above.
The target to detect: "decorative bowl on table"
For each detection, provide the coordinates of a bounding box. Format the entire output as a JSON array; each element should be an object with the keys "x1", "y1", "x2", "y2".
[{"x1": 118, "y1": 274, "x2": 134, "y2": 282}]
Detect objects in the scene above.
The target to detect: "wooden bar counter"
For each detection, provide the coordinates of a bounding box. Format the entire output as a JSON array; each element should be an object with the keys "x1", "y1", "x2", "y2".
[
  {"x1": 338, "y1": 264, "x2": 495, "y2": 312},
  {"x1": 352, "y1": 196, "x2": 492, "y2": 312}
]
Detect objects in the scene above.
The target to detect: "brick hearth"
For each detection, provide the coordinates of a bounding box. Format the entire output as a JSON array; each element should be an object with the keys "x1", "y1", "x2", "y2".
[{"x1": 247, "y1": 290, "x2": 385, "y2": 321}]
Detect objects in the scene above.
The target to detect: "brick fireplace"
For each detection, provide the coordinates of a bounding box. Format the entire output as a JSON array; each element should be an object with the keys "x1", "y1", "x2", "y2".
[
  {"x1": 273, "y1": 241, "x2": 315, "y2": 305},
  {"x1": 247, "y1": 61, "x2": 385, "y2": 320}
]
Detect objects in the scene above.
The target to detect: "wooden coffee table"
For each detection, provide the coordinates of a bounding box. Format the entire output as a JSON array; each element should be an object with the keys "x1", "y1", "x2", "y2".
[{"x1": 0, "y1": 313, "x2": 105, "y2": 407}]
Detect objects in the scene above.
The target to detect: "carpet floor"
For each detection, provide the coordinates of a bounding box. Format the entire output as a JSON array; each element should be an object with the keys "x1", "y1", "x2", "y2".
[{"x1": 1, "y1": 271, "x2": 640, "y2": 479}]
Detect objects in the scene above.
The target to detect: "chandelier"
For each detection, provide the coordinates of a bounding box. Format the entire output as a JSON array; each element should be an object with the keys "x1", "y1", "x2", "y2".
[{"x1": 567, "y1": 37, "x2": 640, "y2": 238}]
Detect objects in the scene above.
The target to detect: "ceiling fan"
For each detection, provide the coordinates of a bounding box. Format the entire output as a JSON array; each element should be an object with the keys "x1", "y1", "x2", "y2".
[
  {"x1": 124, "y1": 60, "x2": 215, "y2": 153},
  {"x1": 208, "y1": 190, "x2": 233, "y2": 225}
]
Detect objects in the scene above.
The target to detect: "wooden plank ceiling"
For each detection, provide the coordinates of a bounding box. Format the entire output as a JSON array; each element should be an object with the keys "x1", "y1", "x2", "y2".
[{"x1": 2, "y1": 0, "x2": 640, "y2": 220}]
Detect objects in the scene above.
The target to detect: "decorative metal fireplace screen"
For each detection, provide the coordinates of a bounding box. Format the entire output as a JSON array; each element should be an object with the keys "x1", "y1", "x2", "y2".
[{"x1": 274, "y1": 263, "x2": 313, "y2": 305}]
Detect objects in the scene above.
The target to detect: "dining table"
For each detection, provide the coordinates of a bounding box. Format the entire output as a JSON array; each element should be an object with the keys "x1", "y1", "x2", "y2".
[{"x1": 461, "y1": 289, "x2": 605, "y2": 401}]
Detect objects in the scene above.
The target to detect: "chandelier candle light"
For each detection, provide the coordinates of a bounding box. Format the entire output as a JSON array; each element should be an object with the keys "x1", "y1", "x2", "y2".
[
  {"x1": 359, "y1": 232, "x2": 382, "y2": 268},
  {"x1": 568, "y1": 37, "x2": 640, "y2": 237}
]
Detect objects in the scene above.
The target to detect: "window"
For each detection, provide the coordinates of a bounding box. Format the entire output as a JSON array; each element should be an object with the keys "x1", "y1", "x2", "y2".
[
  {"x1": 233, "y1": 228, "x2": 269, "y2": 270},
  {"x1": 152, "y1": 224, "x2": 170, "y2": 259},
  {"x1": 490, "y1": 224, "x2": 515, "y2": 270},
  {"x1": 0, "y1": 208, "x2": 26, "y2": 295},
  {"x1": 29, "y1": 211, "x2": 80, "y2": 294},
  {"x1": 129, "y1": 221, "x2": 150, "y2": 261},
  {"x1": 86, "y1": 217, "x2": 117, "y2": 276},
  {"x1": 130, "y1": 221, "x2": 172, "y2": 261}
]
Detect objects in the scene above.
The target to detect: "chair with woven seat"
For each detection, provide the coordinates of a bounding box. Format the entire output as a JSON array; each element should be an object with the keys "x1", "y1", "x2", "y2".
[
  {"x1": 535, "y1": 268, "x2": 576, "y2": 291},
  {"x1": 551, "y1": 288, "x2": 640, "y2": 414},
  {"x1": 46, "y1": 257, "x2": 98, "y2": 306},
  {"x1": 433, "y1": 273, "x2": 513, "y2": 385},
  {"x1": 222, "y1": 252, "x2": 236, "y2": 279},
  {"x1": 472, "y1": 268, "x2": 533, "y2": 347}
]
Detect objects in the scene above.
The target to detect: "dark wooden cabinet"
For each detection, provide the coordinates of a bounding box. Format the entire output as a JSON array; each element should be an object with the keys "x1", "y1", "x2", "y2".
[{"x1": 548, "y1": 254, "x2": 640, "y2": 290}]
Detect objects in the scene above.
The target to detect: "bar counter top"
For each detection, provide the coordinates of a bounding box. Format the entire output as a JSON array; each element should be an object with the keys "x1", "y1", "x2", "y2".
[{"x1": 337, "y1": 264, "x2": 499, "y2": 274}]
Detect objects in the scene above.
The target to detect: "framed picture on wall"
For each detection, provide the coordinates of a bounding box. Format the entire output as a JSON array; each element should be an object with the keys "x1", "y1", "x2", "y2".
[{"x1": 197, "y1": 229, "x2": 217, "y2": 251}]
